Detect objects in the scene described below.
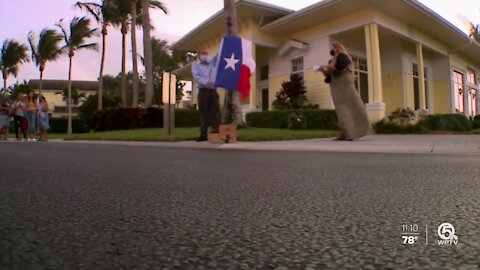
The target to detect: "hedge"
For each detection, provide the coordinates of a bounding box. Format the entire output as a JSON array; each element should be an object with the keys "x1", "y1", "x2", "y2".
[
  {"x1": 49, "y1": 118, "x2": 90, "y2": 134},
  {"x1": 375, "y1": 113, "x2": 473, "y2": 134},
  {"x1": 416, "y1": 114, "x2": 472, "y2": 132},
  {"x1": 472, "y1": 115, "x2": 480, "y2": 129},
  {"x1": 90, "y1": 107, "x2": 200, "y2": 131},
  {"x1": 246, "y1": 109, "x2": 338, "y2": 130}
]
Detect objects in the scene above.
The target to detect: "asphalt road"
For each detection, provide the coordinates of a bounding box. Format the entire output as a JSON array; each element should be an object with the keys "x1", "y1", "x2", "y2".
[{"x1": 1, "y1": 142, "x2": 479, "y2": 269}]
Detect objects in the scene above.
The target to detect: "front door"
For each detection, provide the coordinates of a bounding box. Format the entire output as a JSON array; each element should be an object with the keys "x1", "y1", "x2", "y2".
[{"x1": 262, "y1": 88, "x2": 269, "y2": 111}]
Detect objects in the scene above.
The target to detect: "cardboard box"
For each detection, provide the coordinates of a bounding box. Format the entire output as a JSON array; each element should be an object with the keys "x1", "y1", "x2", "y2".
[
  {"x1": 219, "y1": 124, "x2": 237, "y2": 143},
  {"x1": 208, "y1": 133, "x2": 224, "y2": 144}
]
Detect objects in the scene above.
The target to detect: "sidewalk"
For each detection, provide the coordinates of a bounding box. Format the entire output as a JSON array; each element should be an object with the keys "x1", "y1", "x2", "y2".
[{"x1": 40, "y1": 134, "x2": 480, "y2": 155}]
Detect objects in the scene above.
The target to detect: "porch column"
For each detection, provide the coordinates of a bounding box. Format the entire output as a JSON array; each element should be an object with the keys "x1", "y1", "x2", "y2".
[
  {"x1": 364, "y1": 23, "x2": 385, "y2": 122},
  {"x1": 249, "y1": 44, "x2": 257, "y2": 110},
  {"x1": 416, "y1": 43, "x2": 426, "y2": 110}
]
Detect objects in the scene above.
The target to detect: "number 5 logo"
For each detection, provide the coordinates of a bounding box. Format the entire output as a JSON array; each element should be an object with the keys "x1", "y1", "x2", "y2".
[{"x1": 438, "y1": 223, "x2": 455, "y2": 240}]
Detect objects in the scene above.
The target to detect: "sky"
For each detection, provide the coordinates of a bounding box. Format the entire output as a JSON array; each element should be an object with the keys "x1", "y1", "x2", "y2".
[{"x1": 0, "y1": 0, "x2": 479, "y2": 87}]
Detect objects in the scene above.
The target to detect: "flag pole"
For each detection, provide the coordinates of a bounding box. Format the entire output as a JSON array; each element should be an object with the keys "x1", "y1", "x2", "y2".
[
  {"x1": 208, "y1": 0, "x2": 239, "y2": 144},
  {"x1": 223, "y1": 0, "x2": 237, "y2": 125}
]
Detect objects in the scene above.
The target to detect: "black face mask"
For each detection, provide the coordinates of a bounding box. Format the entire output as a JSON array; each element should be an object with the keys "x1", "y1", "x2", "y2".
[{"x1": 330, "y1": 49, "x2": 335, "y2": 56}]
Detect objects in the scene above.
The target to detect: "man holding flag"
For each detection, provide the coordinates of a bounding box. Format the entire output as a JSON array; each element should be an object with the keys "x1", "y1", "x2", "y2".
[{"x1": 192, "y1": 48, "x2": 221, "y2": 142}]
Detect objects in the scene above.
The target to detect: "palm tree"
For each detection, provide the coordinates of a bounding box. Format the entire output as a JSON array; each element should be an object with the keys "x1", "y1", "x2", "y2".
[
  {"x1": 28, "y1": 28, "x2": 63, "y2": 96},
  {"x1": 0, "y1": 40, "x2": 29, "y2": 92},
  {"x1": 56, "y1": 17, "x2": 98, "y2": 135},
  {"x1": 109, "y1": 0, "x2": 166, "y2": 107},
  {"x1": 141, "y1": 0, "x2": 167, "y2": 107},
  {"x1": 109, "y1": 0, "x2": 130, "y2": 107},
  {"x1": 56, "y1": 87, "x2": 87, "y2": 105},
  {"x1": 130, "y1": 0, "x2": 140, "y2": 107},
  {"x1": 74, "y1": 1, "x2": 115, "y2": 111}
]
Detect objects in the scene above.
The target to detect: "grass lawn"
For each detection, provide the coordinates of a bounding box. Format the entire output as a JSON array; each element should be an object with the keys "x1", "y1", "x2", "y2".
[{"x1": 48, "y1": 128, "x2": 339, "y2": 142}]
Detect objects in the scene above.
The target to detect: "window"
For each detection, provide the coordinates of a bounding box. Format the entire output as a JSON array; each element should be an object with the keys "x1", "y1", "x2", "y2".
[
  {"x1": 260, "y1": 65, "x2": 269, "y2": 81},
  {"x1": 453, "y1": 70, "x2": 465, "y2": 113},
  {"x1": 467, "y1": 68, "x2": 476, "y2": 85},
  {"x1": 467, "y1": 68, "x2": 477, "y2": 116},
  {"x1": 291, "y1": 57, "x2": 304, "y2": 78},
  {"x1": 352, "y1": 56, "x2": 368, "y2": 103},
  {"x1": 412, "y1": 64, "x2": 429, "y2": 110}
]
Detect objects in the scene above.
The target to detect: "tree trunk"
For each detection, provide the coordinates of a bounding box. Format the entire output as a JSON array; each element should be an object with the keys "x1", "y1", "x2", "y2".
[
  {"x1": 131, "y1": 0, "x2": 140, "y2": 107},
  {"x1": 39, "y1": 68, "x2": 44, "y2": 96},
  {"x1": 120, "y1": 21, "x2": 128, "y2": 108},
  {"x1": 98, "y1": 23, "x2": 107, "y2": 110},
  {"x1": 67, "y1": 55, "x2": 73, "y2": 135},
  {"x1": 142, "y1": 0, "x2": 154, "y2": 107},
  {"x1": 222, "y1": 0, "x2": 244, "y2": 125},
  {"x1": 3, "y1": 74, "x2": 6, "y2": 93}
]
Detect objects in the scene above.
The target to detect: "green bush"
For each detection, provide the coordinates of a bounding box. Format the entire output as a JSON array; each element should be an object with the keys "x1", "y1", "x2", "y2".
[
  {"x1": 49, "y1": 118, "x2": 90, "y2": 134},
  {"x1": 375, "y1": 113, "x2": 472, "y2": 134},
  {"x1": 388, "y1": 108, "x2": 416, "y2": 125},
  {"x1": 246, "y1": 109, "x2": 338, "y2": 130},
  {"x1": 175, "y1": 109, "x2": 200, "y2": 127},
  {"x1": 374, "y1": 119, "x2": 415, "y2": 134},
  {"x1": 416, "y1": 114, "x2": 472, "y2": 132},
  {"x1": 90, "y1": 107, "x2": 200, "y2": 131},
  {"x1": 472, "y1": 115, "x2": 480, "y2": 129},
  {"x1": 78, "y1": 94, "x2": 120, "y2": 123}
]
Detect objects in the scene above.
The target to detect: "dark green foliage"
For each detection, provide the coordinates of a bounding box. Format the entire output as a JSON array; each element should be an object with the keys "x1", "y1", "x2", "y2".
[
  {"x1": 78, "y1": 94, "x2": 120, "y2": 123},
  {"x1": 472, "y1": 115, "x2": 480, "y2": 129},
  {"x1": 90, "y1": 107, "x2": 200, "y2": 131},
  {"x1": 8, "y1": 80, "x2": 32, "y2": 98},
  {"x1": 49, "y1": 118, "x2": 89, "y2": 133},
  {"x1": 373, "y1": 119, "x2": 415, "y2": 134},
  {"x1": 272, "y1": 74, "x2": 309, "y2": 110},
  {"x1": 288, "y1": 113, "x2": 307, "y2": 130},
  {"x1": 246, "y1": 109, "x2": 338, "y2": 130},
  {"x1": 175, "y1": 109, "x2": 200, "y2": 127},
  {"x1": 388, "y1": 108, "x2": 415, "y2": 125},
  {"x1": 416, "y1": 114, "x2": 472, "y2": 132},
  {"x1": 375, "y1": 113, "x2": 473, "y2": 133}
]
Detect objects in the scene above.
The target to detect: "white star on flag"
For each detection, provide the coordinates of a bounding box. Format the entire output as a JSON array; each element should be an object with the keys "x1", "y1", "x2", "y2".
[{"x1": 224, "y1": 53, "x2": 239, "y2": 71}]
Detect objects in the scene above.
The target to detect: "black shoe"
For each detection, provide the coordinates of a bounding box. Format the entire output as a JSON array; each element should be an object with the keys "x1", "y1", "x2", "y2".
[{"x1": 196, "y1": 136, "x2": 207, "y2": 142}]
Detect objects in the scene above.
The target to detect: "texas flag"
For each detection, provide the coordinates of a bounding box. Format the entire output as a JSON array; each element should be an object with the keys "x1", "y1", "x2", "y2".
[{"x1": 213, "y1": 35, "x2": 256, "y2": 99}]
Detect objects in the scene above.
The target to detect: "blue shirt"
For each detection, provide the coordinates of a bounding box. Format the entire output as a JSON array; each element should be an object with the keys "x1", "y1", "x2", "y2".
[{"x1": 191, "y1": 56, "x2": 218, "y2": 89}]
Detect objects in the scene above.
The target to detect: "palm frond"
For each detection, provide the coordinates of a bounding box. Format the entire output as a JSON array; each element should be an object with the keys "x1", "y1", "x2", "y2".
[
  {"x1": 55, "y1": 19, "x2": 70, "y2": 45},
  {"x1": 0, "y1": 39, "x2": 29, "y2": 78},
  {"x1": 149, "y1": 1, "x2": 168, "y2": 15},
  {"x1": 38, "y1": 28, "x2": 65, "y2": 63},
  {"x1": 27, "y1": 31, "x2": 39, "y2": 65},
  {"x1": 74, "y1": 2, "x2": 103, "y2": 23},
  {"x1": 76, "y1": 43, "x2": 99, "y2": 52}
]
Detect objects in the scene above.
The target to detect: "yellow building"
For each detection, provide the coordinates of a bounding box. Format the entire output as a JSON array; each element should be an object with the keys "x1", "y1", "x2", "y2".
[
  {"x1": 29, "y1": 80, "x2": 97, "y2": 118},
  {"x1": 172, "y1": 0, "x2": 480, "y2": 123}
]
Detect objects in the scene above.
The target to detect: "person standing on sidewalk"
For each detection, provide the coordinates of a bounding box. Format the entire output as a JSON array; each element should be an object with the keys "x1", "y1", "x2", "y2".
[
  {"x1": 37, "y1": 95, "x2": 50, "y2": 141},
  {"x1": 26, "y1": 90, "x2": 38, "y2": 141},
  {"x1": 319, "y1": 41, "x2": 370, "y2": 141},
  {"x1": 13, "y1": 94, "x2": 28, "y2": 141},
  {"x1": 192, "y1": 48, "x2": 220, "y2": 142},
  {"x1": 0, "y1": 94, "x2": 12, "y2": 140}
]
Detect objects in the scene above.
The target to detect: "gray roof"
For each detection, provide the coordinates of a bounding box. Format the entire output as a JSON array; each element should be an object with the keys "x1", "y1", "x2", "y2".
[{"x1": 29, "y1": 79, "x2": 98, "y2": 92}]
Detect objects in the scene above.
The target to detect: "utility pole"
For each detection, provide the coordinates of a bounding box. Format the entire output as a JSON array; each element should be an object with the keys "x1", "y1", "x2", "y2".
[{"x1": 222, "y1": 0, "x2": 243, "y2": 125}]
